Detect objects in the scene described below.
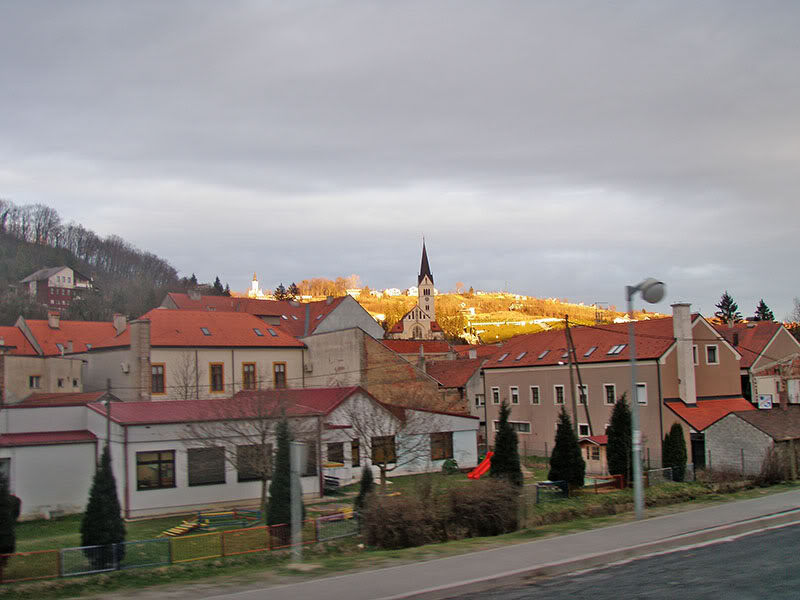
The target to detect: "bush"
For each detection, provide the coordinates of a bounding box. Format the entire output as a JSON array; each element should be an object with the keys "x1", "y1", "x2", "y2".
[
  {"x1": 354, "y1": 466, "x2": 375, "y2": 513},
  {"x1": 548, "y1": 409, "x2": 585, "y2": 489},
  {"x1": 362, "y1": 495, "x2": 445, "y2": 549},
  {"x1": 448, "y1": 479, "x2": 518, "y2": 537},
  {"x1": 441, "y1": 458, "x2": 460, "y2": 475},
  {"x1": 662, "y1": 423, "x2": 688, "y2": 482},
  {"x1": 80, "y1": 446, "x2": 126, "y2": 569},
  {"x1": 754, "y1": 446, "x2": 788, "y2": 486}
]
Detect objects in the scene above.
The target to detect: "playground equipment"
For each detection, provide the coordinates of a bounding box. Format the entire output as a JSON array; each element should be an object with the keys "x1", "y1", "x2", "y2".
[
  {"x1": 161, "y1": 508, "x2": 262, "y2": 537},
  {"x1": 467, "y1": 451, "x2": 494, "y2": 479}
]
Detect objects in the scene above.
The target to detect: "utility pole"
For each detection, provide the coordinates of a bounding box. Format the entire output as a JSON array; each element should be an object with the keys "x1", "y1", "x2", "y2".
[{"x1": 565, "y1": 316, "x2": 578, "y2": 434}]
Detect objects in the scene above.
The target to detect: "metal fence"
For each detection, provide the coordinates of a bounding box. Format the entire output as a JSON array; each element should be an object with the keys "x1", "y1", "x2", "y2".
[
  {"x1": 1, "y1": 512, "x2": 360, "y2": 584},
  {"x1": 645, "y1": 464, "x2": 695, "y2": 487},
  {"x1": 534, "y1": 480, "x2": 568, "y2": 504}
]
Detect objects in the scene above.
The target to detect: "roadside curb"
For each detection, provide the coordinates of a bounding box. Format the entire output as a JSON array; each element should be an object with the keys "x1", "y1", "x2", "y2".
[{"x1": 386, "y1": 508, "x2": 800, "y2": 600}]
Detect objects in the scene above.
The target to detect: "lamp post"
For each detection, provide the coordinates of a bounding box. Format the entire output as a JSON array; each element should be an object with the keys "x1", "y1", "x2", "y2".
[{"x1": 626, "y1": 278, "x2": 665, "y2": 520}]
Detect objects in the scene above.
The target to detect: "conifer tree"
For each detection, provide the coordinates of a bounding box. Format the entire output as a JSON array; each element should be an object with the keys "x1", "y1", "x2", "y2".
[
  {"x1": 80, "y1": 446, "x2": 126, "y2": 569},
  {"x1": 274, "y1": 283, "x2": 289, "y2": 301},
  {"x1": 354, "y1": 465, "x2": 375, "y2": 512},
  {"x1": 715, "y1": 291, "x2": 742, "y2": 324},
  {"x1": 489, "y1": 402, "x2": 523, "y2": 487},
  {"x1": 607, "y1": 394, "x2": 633, "y2": 483},
  {"x1": 288, "y1": 283, "x2": 300, "y2": 300},
  {"x1": 548, "y1": 409, "x2": 585, "y2": 489},
  {"x1": 662, "y1": 423, "x2": 688, "y2": 482},
  {"x1": 212, "y1": 276, "x2": 225, "y2": 295},
  {"x1": 0, "y1": 473, "x2": 16, "y2": 578},
  {"x1": 754, "y1": 299, "x2": 774, "y2": 321},
  {"x1": 267, "y1": 418, "x2": 292, "y2": 527}
]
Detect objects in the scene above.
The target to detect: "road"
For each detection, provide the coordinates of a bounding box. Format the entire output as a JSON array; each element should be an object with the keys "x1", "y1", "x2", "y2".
[{"x1": 456, "y1": 522, "x2": 800, "y2": 600}]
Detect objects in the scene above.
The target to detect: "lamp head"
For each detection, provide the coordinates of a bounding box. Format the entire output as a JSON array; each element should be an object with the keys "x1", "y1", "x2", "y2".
[{"x1": 639, "y1": 278, "x2": 666, "y2": 304}]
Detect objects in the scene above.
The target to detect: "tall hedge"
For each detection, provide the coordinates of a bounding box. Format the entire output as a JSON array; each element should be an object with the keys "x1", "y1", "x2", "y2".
[
  {"x1": 548, "y1": 409, "x2": 585, "y2": 489},
  {"x1": 267, "y1": 418, "x2": 292, "y2": 527},
  {"x1": 0, "y1": 473, "x2": 16, "y2": 556},
  {"x1": 490, "y1": 402, "x2": 523, "y2": 487},
  {"x1": 607, "y1": 395, "x2": 633, "y2": 483},
  {"x1": 80, "y1": 445, "x2": 126, "y2": 569},
  {"x1": 354, "y1": 466, "x2": 375, "y2": 513},
  {"x1": 662, "y1": 422, "x2": 688, "y2": 482}
]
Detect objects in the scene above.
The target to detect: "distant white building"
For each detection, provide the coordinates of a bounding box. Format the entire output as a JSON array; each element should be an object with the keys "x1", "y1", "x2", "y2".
[{"x1": 383, "y1": 288, "x2": 402, "y2": 297}]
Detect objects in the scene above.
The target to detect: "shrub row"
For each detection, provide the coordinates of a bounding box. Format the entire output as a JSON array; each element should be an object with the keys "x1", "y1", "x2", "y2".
[{"x1": 362, "y1": 479, "x2": 519, "y2": 549}]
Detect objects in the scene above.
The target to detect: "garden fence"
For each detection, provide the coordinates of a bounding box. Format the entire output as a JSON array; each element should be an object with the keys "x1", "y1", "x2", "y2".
[{"x1": 1, "y1": 511, "x2": 359, "y2": 584}]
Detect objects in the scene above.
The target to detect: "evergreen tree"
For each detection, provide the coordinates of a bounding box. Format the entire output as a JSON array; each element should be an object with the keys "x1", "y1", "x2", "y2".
[
  {"x1": 189, "y1": 273, "x2": 198, "y2": 286},
  {"x1": 354, "y1": 466, "x2": 375, "y2": 513},
  {"x1": 223, "y1": 283, "x2": 231, "y2": 297},
  {"x1": 489, "y1": 402, "x2": 524, "y2": 487},
  {"x1": 714, "y1": 291, "x2": 742, "y2": 324},
  {"x1": 80, "y1": 446, "x2": 126, "y2": 569},
  {"x1": 287, "y1": 282, "x2": 300, "y2": 300},
  {"x1": 754, "y1": 299, "x2": 774, "y2": 321},
  {"x1": 606, "y1": 395, "x2": 633, "y2": 484},
  {"x1": 274, "y1": 283, "x2": 289, "y2": 301},
  {"x1": 548, "y1": 409, "x2": 585, "y2": 489},
  {"x1": 0, "y1": 473, "x2": 16, "y2": 573},
  {"x1": 662, "y1": 423, "x2": 688, "y2": 482},
  {"x1": 212, "y1": 276, "x2": 225, "y2": 295},
  {"x1": 267, "y1": 419, "x2": 292, "y2": 527}
]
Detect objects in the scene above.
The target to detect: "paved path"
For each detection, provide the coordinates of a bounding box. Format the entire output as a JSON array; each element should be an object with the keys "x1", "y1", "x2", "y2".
[{"x1": 123, "y1": 489, "x2": 800, "y2": 600}]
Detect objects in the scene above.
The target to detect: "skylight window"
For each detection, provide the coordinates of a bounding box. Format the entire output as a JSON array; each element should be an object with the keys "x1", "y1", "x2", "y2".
[
  {"x1": 584, "y1": 346, "x2": 597, "y2": 357},
  {"x1": 281, "y1": 315, "x2": 288, "y2": 320},
  {"x1": 562, "y1": 351, "x2": 569, "y2": 359},
  {"x1": 267, "y1": 328, "x2": 278, "y2": 337},
  {"x1": 607, "y1": 344, "x2": 627, "y2": 355},
  {"x1": 316, "y1": 314, "x2": 323, "y2": 320},
  {"x1": 291, "y1": 315, "x2": 298, "y2": 320},
  {"x1": 253, "y1": 328, "x2": 264, "y2": 337},
  {"x1": 86, "y1": 343, "x2": 92, "y2": 350},
  {"x1": 538, "y1": 350, "x2": 550, "y2": 359},
  {"x1": 200, "y1": 327, "x2": 211, "y2": 336},
  {"x1": 515, "y1": 351, "x2": 527, "y2": 361},
  {"x1": 497, "y1": 353, "x2": 509, "y2": 362},
  {"x1": 56, "y1": 343, "x2": 64, "y2": 352}
]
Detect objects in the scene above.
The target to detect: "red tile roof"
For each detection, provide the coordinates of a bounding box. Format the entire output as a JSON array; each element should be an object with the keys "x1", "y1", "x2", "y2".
[
  {"x1": 579, "y1": 435, "x2": 608, "y2": 446},
  {"x1": 22, "y1": 319, "x2": 117, "y2": 356},
  {"x1": 426, "y1": 359, "x2": 482, "y2": 388},
  {"x1": 163, "y1": 293, "x2": 349, "y2": 338},
  {"x1": 381, "y1": 339, "x2": 453, "y2": 355},
  {"x1": 483, "y1": 318, "x2": 679, "y2": 369},
  {"x1": 0, "y1": 326, "x2": 38, "y2": 356},
  {"x1": 713, "y1": 322, "x2": 785, "y2": 369},
  {"x1": 666, "y1": 397, "x2": 755, "y2": 432},
  {"x1": 0, "y1": 430, "x2": 96, "y2": 447},
  {"x1": 14, "y1": 391, "x2": 112, "y2": 407},
  {"x1": 87, "y1": 387, "x2": 364, "y2": 425},
  {"x1": 388, "y1": 314, "x2": 443, "y2": 334},
  {"x1": 454, "y1": 344, "x2": 504, "y2": 359},
  {"x1": 92, "y1": 309, "x2": 305, "y2": 349}
]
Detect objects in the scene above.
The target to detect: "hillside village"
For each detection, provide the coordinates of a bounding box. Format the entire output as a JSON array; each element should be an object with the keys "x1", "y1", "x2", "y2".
[{"x1": 2, "y1": 240, "x2": 800, "y2": 523}]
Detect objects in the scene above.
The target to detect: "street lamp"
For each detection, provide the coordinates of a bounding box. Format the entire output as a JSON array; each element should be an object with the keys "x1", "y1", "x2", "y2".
[{"x1": 626, "y1": 278, "x2": 665, "y2": 520}]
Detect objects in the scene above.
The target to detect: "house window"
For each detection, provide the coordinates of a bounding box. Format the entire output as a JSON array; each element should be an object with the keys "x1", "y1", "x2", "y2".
[
  {"x1": 242, "y1": 363, "x2": 257, "y2": 390},
  {"x1": 578, "y1": 423, "x2": 590, "y2": 437},
  {"x1": 57, "y1": 378, "x2": 64, "y2": 388},
  {"x1": 692, "y1": 345, "x2": 699, "y2": 366},
  {"x1": 587, "y1": 446, "x2": 600, "y2": 460},
  {"x1": 273, "y1": 363, "x2": 287, "y2": 388},
  {"x1": 636, "y1": 383, "x2": 648, "y2": 405},
  {"x1": 475, "y1": 396, "x2": 485, "y2": 407},
  {"x1": 304, "y1": 441, "x2": 318, "y2": 476},
  {"x1": 491, "y1": 387, "x2": 500, "y2": 405},
  {"x1": 72, "y1": 378, "x2": 79, "y2": 388},
  {"x1": 151, "y1": 364, "x2": 166, "y2": 394},
  {"x1": 136, "y1": 451, "x2": 176, "y2": 490},
  {"x1": 29, "y1": 375, "x2": 41, "y2": 389},
  {"x1": 530, "y1": 386, "x2": 540, "y2": 405},
  {"x1": 253, "y1": 328, "x2": 264, "y2": 337},
  {"x1": 237, "y1": 444, "x2": 272, "y2": 482},
  {"x1": 577, "y1": 384, "x2": 588, "y2": 405},
  {"x1": 494, "y1": 421, "x2": 531, "y2": 434},
  {"x1": 188, "y1": 447, "x2": 226, "y2": 486},
  {"x1": 510, "y1": 386, "x2": 520, "y2": 404},
  {"x1": 209, "y1": 363, "x2": 224, "y2": 392},
  {"x1": 327, "y1": 442, "x2": 345, "y2": 464},
  {"x1": 604, "y1": 384, "x2": 616, "y2": 405},
  {"x1": 371, "y1": 436, "x2": 396, "y2": 464},
  {"x1": 430, "y1": 432, "x2": 454, "y2": 460},
  {"x1": 706, "y1": 345, "x2": 719, "y2": 365},
  {"x1": 0, "y1": 458, "x2": 9, "y2": 484},
  {"x1": 554, "y1": 385, "x2": 565, "y2": 405},
  {"x1": 607, "y1": 344, "x2": 627, "y2": 355},
  {"x1": 351, "y1": 439, "x2": 360, "y2": 467}
]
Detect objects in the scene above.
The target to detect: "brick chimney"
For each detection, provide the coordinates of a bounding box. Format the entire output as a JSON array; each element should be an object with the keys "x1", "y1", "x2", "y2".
[
  {"x1": 66, "y1": 340, "x2": 73, "y2": 353},
  {"x1": 113, "y1": 314, "x2": 127, "y2": 336},
  {"x1": 672, "y1": 303, "x2": 697, "y2": 405},
  {"x1": 47, "y1": 311, "x2": 60, "y2": 329},
  {"x1": 129, "y1": 319, "x2": 151, "y2": 401},
  {"x1": 418, "y1": 344, "x2": 426, "y2": 374}
]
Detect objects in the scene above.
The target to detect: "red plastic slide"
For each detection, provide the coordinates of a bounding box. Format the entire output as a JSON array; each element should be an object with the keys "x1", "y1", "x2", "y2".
[{"x1": 467, "y1": 451, "x2": 494, "y2": 479}]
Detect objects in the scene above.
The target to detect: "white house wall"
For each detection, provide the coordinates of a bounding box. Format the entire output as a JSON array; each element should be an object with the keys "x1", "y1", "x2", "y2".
[
  {"x1": 301, "y1": 329, "x2": 365, "y2": 389},
  {"x1": 313, "y1": 297, "x2": 385, "y2": 339},
  {"x1": 1, "y1": 405, "x2": 88, "y2": 434}
]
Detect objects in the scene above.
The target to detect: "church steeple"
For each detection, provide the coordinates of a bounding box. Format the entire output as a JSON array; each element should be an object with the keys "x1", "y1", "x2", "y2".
[{"x1": 418, "y1": 240, "x2": 434, "y2": 285}]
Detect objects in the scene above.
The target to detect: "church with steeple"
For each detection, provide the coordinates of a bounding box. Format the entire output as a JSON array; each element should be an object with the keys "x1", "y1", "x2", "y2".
[{"x1": 386, "y1": 241, "x2": 445, "y2": 340}]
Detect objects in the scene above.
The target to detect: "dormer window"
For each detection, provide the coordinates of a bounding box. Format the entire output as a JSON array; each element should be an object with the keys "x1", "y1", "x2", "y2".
[{"x1": 200, "y1": 327, "x2": 211, "y2": 336}]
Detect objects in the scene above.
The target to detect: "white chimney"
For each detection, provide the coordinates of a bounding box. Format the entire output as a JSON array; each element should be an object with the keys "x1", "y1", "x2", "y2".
[
  {"x1": 672, "y1": 303, "x2": 697, "y2": 405},
  {"x1": 47, "y1": 311, "x2": 60, "y2": 329},
  {"x1": 468, "y1": 349, "x2": 477, "y2": 359},
  {"x1": 113, "y1": 314, "x2": 127, "y2": 336}
]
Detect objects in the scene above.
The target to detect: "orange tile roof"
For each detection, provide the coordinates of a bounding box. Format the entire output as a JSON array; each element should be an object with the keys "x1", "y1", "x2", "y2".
[
  {"x1": 665, "y1": 397, "x2": 755, "y2": 432},
  {"x1": 381, "y1": 339, "x2": 454, "y2": 355},
  {"x1": 426, "y1": 358, "x2": 482, "y2": 388},
  {"x1": 483, "y1": 317, "x2": 679, "y2": 369},
  {"x1": 13, "y1": 391, "x2": 112, "y2": 407},
  {"x1": 713, "y1": 321, "x2": 785, "y2": 369},
  {"x1": 23, "y1": 319, "x2": 117, "y2": 356},
  {"x1": 454, "y1": 343, "x2": 504, "y2": 359},
  {"x1": 93, "y1": 309, "x2": 305, "y2": 349},
  {"x1": 0, "y1": 326, "x2": 38, "y2": 356}
]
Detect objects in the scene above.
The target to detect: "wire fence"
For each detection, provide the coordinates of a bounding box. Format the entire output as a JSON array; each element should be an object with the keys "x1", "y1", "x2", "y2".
[{"x1": 1, "y1": 511, "x2": 359, "y2": 584}]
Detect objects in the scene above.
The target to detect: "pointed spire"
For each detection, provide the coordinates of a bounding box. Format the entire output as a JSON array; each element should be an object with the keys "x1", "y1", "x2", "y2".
[
  {"x1": 418, "y1": 240, "x2": 433, "y2": 285},
  {"x1": 253, "y1": 272, "x2": 257, "y2": 281}
]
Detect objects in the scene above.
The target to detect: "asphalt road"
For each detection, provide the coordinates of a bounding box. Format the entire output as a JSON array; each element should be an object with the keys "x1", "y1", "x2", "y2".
[{"x1": 455, "y1": 522, "x2": 800, "y2": 600}]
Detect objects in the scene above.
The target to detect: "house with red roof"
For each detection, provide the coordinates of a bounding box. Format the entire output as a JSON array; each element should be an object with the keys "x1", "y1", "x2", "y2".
[
  {"x1": 482, "y1": 303, "x2": 746, "y2": 468},
  {"x1": 78, "y1": 308, "x2": 307, "y2": 402},
  {"x1": 1, "y1": 386, "x2": 477, "y2": 519}
]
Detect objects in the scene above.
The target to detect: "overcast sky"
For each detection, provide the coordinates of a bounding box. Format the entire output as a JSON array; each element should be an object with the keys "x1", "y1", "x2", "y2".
[{"x1": 1, "y1": 1, "x2": 798, "y2": 318}]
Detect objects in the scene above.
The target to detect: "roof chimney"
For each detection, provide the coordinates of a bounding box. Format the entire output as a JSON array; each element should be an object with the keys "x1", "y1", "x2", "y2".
[
  {"x1": 468, "y1": 348, "x2": 477, "y2": 359},
  {"x1": 113, "y1": 314, "x2": 127, "y2": 336},
  {"x1": 188, "y1": 289, "x2": 201, "y2": 301},
  {"x1": 66, "y1": 339, "x2": 73, "y2": 353},
  {"x1": 418, "y1": 344, "x2": 426, "y2": 374},
  {"x1": 672, "y1": 303, "x2": 697, "y2": 405},
  {"x1": 326, "y1": 296, "x2": 334, "y2": 305},
  {"x1": 47, "y1": 311, "x2": 60, "y2": 329}
]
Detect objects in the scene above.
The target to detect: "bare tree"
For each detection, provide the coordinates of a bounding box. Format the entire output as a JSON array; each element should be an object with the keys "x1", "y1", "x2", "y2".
[{"x1": 172, "y1": 351, "x2": 203, "y2": 400}]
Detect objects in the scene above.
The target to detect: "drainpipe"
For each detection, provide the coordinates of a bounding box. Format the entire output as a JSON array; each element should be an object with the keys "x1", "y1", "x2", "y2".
[{"x1": 124, "y1": 424, "x2": 130, "y2": 519}]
